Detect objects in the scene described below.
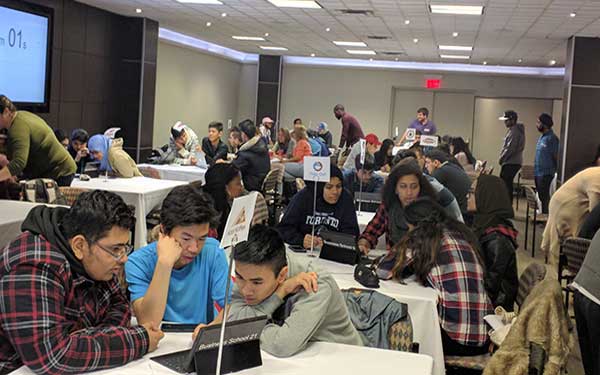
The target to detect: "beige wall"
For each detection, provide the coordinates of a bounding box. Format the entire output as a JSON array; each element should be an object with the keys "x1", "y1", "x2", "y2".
[
  {"x1": 153, "y1": 41, "x2": 244, "y2": 147},
  {"x1": 237, "y1": 64, "x2": 258, "y2": 122},
  {"x1": 279, "y1": 64, "x2": 563, "y2": 147}
]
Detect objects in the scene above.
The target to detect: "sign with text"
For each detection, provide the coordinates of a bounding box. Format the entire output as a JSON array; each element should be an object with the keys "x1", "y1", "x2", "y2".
[
  {"x1": 303, "y1": 156, "x2": 330, "y2": 182},
  {"x1": 359, "y1": 139, "x2": 366, "y2": 165},
  {"x1": 220, "y1": 192, "x2": 257, "y2": 248},
  {"x1": 405, "y1": 128, "x2": 416, "y2": 141},
  {"x1": 420, "y1": 135, "x2": 439, "y2": 147}
]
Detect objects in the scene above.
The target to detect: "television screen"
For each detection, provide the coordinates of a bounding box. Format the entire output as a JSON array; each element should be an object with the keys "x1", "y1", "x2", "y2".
[{"x1": 0, "y1": 0, "x2": 52, "y2": 111}]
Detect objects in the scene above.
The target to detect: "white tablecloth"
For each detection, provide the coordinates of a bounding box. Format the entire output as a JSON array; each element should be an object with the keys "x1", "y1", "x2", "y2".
[
  {"x1": 71, "y1": 177, "x2": 188, "y2": 248},
  {"x1": 0, "y1": 200, "x2": 66, "y2": 249},
  {"x1": 12, "y1": 335, "x2": 432, "y2": 375},
  {"x1": 316, "y1": 257, "x2": 445, "y2": 375},
  {"x1": 357, "y1": 211, "x2": 387, "y2": 250},
  {"x1": 137, "y1": 164, "x2": 207, "y2": 184}
]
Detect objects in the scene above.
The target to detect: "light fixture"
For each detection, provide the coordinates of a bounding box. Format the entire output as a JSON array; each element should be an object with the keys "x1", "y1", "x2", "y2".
[
  {"x1": 395, "y1": 57, "x2": 399, "y2": 61},
  {"x1": 221, "y1": 12, "x2": 227, "y2": 17},
  {"x1": 264, "y1": 32, "x2": 270, "y2": 37},
  {"x1": 135, "y1": 8, "x2": 142, "y2": 13},
  {"x1": 232, "y1": 36, "x2": 266, "y2": 41},
  {"x1": 206, "y1": 21, "x2": 212, "y2": 27},
  {"x1": 440, "y1": 54, "x2": 470, "y2": 59},
  {"x1": 260, "y1": 46, "x2": 288, "y2": 50},
  {"x1": 483, "y1": 61, "x2": 487, "y2": 65},
  {"x1": 404, "y1": 20, "x2": 410, "y2": 25},
  {"x1": 267, "y1": 0, "x2": 322, "y2": 9},
  {"x1": 570, "y1": 12, "x2": 576, "y2": 17},
  {"x1": 325, "y1": 27, "x2": 331, "y2": 32},
  {"x1": 452, "y1": 32, "x2": 459, "y2": 37},
  {"x1": 346, "y1": 49, "x2": 376, "y2": 55},
  {"x1": 176, "y1": 0, "x2": 223, "y2": 4},
  {"x1": 413, "y1": 38, "x2": 419, "y2": 43},
  {"x1": 439, "y1": 45, "x2": 473, "y2": 51},
  {"x1": 310, "y1": 53, "x2": 315, "y2": 57},
  {"x1": 430, "y1": 5, "x2": 484, "y2": 15},
  {"x1": 518, "y1": 58, "x2": 523, "y2": 63},
  {"x1": 369, "y1": 58, "x2": 373, "y2": 61},
  {"x1": 550, "y1": 59, "x2": 556, "y2": 66},
  {"x1": 333, "y1": 41, "x2": 367, "y2": 47}
]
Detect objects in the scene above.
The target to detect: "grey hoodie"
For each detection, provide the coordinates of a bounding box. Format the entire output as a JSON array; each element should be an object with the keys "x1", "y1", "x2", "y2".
[
  {"x1": 227, "y1": 251, "x2": 363, "y2": 357},
  {"x1": 499, "y1": 123, "x2": 525, "y2": 166}
]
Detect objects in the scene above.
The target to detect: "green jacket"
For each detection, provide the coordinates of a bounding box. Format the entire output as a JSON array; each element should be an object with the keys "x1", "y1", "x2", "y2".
[{"x1": 7, "y1": 111, "x2": 76, "y2": 180}]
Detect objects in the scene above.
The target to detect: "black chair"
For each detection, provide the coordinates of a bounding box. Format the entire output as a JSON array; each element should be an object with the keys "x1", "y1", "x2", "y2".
[
  {"x1": 523, "y1": 186, "x2": 545, "y2": 259},
  {"x1": 516, "y1": 165, "x2": 534, "y2": 210},
  {"x1": 558, "y1": 237, "x2": 591, "y2": 310}
]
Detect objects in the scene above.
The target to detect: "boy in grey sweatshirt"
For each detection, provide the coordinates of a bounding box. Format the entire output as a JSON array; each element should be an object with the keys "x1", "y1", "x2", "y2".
[{"x1": 227, "y1": 224, "x2": 363, "y2": 357}]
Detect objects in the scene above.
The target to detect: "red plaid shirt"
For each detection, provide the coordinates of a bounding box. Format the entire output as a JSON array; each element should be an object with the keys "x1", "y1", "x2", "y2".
[
  {"x1": 0, "y1": 232, "x2": 149, "y2": 375},
  {"x1": 359, "y1": 203, "x2": 395, "y2": 252}
]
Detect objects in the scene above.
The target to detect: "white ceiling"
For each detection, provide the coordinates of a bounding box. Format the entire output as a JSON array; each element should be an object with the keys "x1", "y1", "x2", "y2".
[{"x1": 77, "y1": 0, "x2": 600, "y2": 67}]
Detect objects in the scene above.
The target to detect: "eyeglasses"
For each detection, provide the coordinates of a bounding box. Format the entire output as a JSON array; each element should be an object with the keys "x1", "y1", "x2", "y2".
[{"x1": 94, "y1": 241, "x2": 133, "y2": 261}]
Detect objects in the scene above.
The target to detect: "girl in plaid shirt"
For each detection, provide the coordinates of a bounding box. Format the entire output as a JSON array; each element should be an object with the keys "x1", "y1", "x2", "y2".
[{"x1": 392, "y1": 197, "x2": 493, "y2": 356}]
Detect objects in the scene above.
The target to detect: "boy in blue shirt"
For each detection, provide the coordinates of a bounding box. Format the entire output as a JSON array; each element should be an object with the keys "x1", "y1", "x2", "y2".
[{"x1": 125, "y1": 185, "x2": 229, "y2": 325}]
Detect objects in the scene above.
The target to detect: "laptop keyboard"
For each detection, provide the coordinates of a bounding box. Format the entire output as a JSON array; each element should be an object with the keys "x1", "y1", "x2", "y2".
[{"x1": 152, "y1": 351, "x2": 190, "y2": 374}]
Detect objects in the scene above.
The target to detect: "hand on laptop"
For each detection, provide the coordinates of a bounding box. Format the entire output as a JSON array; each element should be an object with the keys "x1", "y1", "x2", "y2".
[
  {"x1": 357, "y1": 239, "x2": 371, "y2": 255},
  {"x1": 276, "y1": 272, "x2": 318, "y2": 300},
  {"x1": 303, "y1": 235, "x2": 323, "y2": 249},
  {"x1": 157, "y1": 232, "x2": 183, "y2": 268},
  {"x1": 141, "y1": 322, "x2": 165, "y2": 353},
  {"x1": 192, "y1": 324, "x2": 208, "y2": 341}
]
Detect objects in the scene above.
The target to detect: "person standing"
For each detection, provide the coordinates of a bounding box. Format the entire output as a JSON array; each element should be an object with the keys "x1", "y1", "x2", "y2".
[
  {"x1": 0, "y1": 95, "x2": 76, "y2": 186},
  {"x1": 408, "y1": 107, "x2": 437, "y2": 135},
  {"x1": 534, "y1": 113, "x2": 559, "y2": 215},
  {"x1": 498, "y1": 110, "x2": 525, "y2": 202},
  {"x1": 333, "y1": 104, "x2": 364, "y2": 149}
]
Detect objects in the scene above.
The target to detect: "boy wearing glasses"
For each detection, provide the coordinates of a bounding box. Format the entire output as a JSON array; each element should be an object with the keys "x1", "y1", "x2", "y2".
[
  {"x1": 0, "y1": 190, "x2": 164, "y2": 375},
  {"x1": 125, "y1": 185, "x2": 229, "y2": 326}
]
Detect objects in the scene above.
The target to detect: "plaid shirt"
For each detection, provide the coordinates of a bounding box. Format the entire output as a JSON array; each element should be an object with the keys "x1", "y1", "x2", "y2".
[
  {"x1": 0, "y1": 232, "x2": 149, "y2": 375},
  {"x1": 359, "y1": 203, "x2": 395, "y2": 252},
  {"x1": 411, "y1": 230, "x2": 492, "y2": 347}
]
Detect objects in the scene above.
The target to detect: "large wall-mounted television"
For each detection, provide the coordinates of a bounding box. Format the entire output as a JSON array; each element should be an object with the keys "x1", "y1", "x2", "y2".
[{"x1": 0, "y1": 0, "x2": 53, "y2": 112}]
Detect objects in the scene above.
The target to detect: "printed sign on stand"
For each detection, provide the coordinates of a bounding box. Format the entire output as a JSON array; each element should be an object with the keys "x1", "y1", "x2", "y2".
[
  {"x1": 405, "y1": 128, "x2": 416, "y2": 141},
  {"x1": 220, "y1": 192, "x2": 257, "y2": 249},
  {"x1": 303, "y1": 156, "x2": 331, "y2": 182},
  {"x1": 420, "y1": 135, "x2": 439, "y2": 147}
]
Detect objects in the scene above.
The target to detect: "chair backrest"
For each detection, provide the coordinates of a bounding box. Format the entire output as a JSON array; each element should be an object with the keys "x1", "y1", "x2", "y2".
[
  {"x1": 516, "y1": 262, "x2": 547, "y2": 307},
  {"x1": 562, "y1": 237, "x2": 591, "y2": 275},
  {"x1": 523, "y1": 185, "x2": 539, "y2": 210},
  {"x1": 389, "y1": 313, "x2": 415, "y2": 352},
  {"x1": 58, "y1": 187, "x2": 90, "y2": 206},
  {"x1": 520, "y1": 165, "x2": 535, "y2": 181},
  {"x1": 261, "y1": 166, "x2": 282, "y2": 194},
  {"x1": 252, "y1": 192, "x2": 269, "y2": 226}
]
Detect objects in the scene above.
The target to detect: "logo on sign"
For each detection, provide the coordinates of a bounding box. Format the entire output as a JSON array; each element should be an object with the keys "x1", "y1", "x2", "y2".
[{"x1": 313, "y1": 161, "x2": 323, "y2": 172}]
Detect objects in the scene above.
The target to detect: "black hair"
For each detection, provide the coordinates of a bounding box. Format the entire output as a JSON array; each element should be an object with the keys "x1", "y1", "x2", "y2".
[
  {"x1": 417, "y1": 107, "x2": 429, "y2": 117},
  {"x1": 425, "y1": 149, "x2": 449, "y2": 163},
  {"x1": 0, "y1": 95, "x2": 17, "y2": 113},
  {"x1": 53, "y1": 128, "x2": 68, "y2": 142},
  {"x1": 209, "y1": 121, "x2": 224, "y2": 132},
  {"x1": 70, "y1": 128, "x2": 89, "y2": 143},
  {"x1": 233, "y1": 224, "x2": 287, "y2": 275},
  {"x1": 229, "y1": 126, "x2": 242, "y2": 140},
  {"x1": 450, "y1": 137, "x2": 476, "y2": 165},
  {"x1": 334, "y1": 104, "x2": 345, "y2": 111},
  {"x1": 392, "y1": 197, "x2": 484, "y2": 284},
  {"x1": 293, "y1": 118, "x2": 302, "y2": 125},
  {"x1": 355, "y1": 153, "x2": 376, "y2": 172},
  {"x1": 391, "y1": 150, "x2": 417, "y2": 167},
  {"x1": 201, "y1": 163, "x2": 242, "y2": 238},
  {"x1": 238, "y1": 119, "x2": 257, "y2": 139},
  {"x1": 160, "y1": 185, "x2": 220, "y2": 234},
  {"x1": 61, "y1": 190, "x2": 136, "y2": 243},
  {"x1": 382, "y1": 161, "x2": 437, "y2": 208}
]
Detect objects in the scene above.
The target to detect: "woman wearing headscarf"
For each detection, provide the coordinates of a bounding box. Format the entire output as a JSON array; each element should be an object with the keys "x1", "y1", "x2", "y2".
[
  {"x1": 374, "y1": 138, "x2": 394, "y2": 172},
  {"x1": 277, "y1": 165, "x2": 359, "y2": 249},
  {"x1": 88, "y1": 134, "x2": 142, "y2": 178},
  {"x1": 468, "y1": 174, "x2": 518, "y2": 311},
  {"x1": 392, "y1": 197, "x2": 492, "y2": 356}
]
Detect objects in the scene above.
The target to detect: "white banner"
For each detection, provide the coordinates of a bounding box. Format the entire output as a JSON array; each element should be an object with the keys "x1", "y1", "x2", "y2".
[{"x1": 303, "y1": 156, "x2": 330, "y2": 182}]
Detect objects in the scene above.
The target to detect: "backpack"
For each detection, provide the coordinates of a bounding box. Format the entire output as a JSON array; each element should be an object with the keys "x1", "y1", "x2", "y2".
[{"x1": 20, "y1": 178, "x2": 68, "y2": 205}]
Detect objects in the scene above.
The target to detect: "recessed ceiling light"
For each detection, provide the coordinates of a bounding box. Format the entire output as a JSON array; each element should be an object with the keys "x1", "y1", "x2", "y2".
[
  {"x1": 333, "y1": 41, "x2": 367, "y2": 47},
  {"x1": 430, "y1": 5, "x2": 484, "y2": 15},
  {"x1": 413, "y1": 38, "x2": 419, "y2": 43},
  {"x1": 232, "y1": 36, "x2": 265, "y2": 41},
  {"x1": 483, "y1": 61, "x2": 487, "y2": 65},
  {"x1": 440, "y1": 54, "x2": 470, "y2": 59},
  {"x1": 260, "y1": 46, "x2": 288, "y2": 51},
  {"x1": 325, "y1": 27, "x2": 331, "y2": 32},
  {"x1": 264, "y1": 32, "x2": 270, "y2": 37},
  {"x1": 518, "y1": 58, "x2": 523, "y2": 63},
  {"x1": 267, "y1": 0, "x2": 322, "y2": 9},
  {"x1": 395, "y1": 57, "x2": 399, "y2": 61},
  {"x1": 570, "y1": 12, "x2": 576, "y2": 17},
  {"x1": 135, "y1": 8, "x2": 142, "y2": 13},
  {"x1": 439, "y1": 45, "x2": 473, "y2": 51},
  {"x1": 550, "y1": 59, "x2": 556, "y2": 65},
  {"x1": 452, "y1": 32, "x2": 459, "y2": 37},
  {"x1": 206, "y1": 21, "x2": 212, "y2": 27},
  {"x1": 404, "y1": 20, "x2": 410, "y2": 25},
  {"x1": 369, "y1": 58, "x2": 373, "y2": 61},
  {"x1": 346, "y1": 49, "x2": 376, "y2": 55},
  {"x1": 221, "y1": 12, "x2": 227, "y2": 17},
  {"x1": 310, "y1": 53, "x2": 315, "y2": 57},
  {"x1": 176, "y1": 0, "x2": 223, "y2": 4}
]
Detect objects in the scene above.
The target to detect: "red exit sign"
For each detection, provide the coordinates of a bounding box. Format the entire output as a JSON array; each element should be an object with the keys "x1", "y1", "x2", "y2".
[{"x1": 425, "y1": 79, "x2": 442, "y2": 89}]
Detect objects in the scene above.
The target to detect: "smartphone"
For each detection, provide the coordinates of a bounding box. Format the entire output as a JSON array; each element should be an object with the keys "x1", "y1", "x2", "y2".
[{"x1": 160, "y1": 323, "x2": 198, "y2": 333}]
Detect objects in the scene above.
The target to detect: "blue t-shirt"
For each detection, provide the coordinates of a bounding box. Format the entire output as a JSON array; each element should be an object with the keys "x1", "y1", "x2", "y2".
[
  {"x1": 534, "y1": 130, "x2": 559, "y2": 177},
  {"x1": 125, "y1": 238, "x2": 229, "y2": 324}
]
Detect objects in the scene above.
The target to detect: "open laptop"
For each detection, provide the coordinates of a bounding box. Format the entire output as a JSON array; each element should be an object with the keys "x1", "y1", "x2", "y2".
[
  {"x1": 150, "y1": 316, "x2": 267, "y2": 374},
  {"x1": 318, "y1": 228, "x2": 360, "y2": 265}
]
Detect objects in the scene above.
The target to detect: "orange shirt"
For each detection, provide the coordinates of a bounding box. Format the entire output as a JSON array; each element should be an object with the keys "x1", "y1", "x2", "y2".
[{"x1": 293, "y1": 139, "x2": 312, "y2": 162}]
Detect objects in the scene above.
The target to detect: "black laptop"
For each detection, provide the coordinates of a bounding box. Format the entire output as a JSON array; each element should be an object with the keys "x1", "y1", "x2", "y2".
[
  {"x1": 150, "y1": 316, "x2": 267, "y2": 374},
  {"x1": 318, "y1": 228, "x2": 360, "y2": 265}
]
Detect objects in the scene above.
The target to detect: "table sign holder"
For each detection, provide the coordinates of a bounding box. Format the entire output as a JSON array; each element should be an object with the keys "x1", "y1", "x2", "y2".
[{"x1": 303, "y1": 157, "x2": 331, "y2": 257}]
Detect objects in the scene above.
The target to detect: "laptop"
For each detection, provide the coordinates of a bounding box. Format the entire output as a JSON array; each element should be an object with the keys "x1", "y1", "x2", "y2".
[
  {"x1": 318, "y1": 228, "x2": 360, "y2": 265},
  {"x1": 150, "y1": 316, "x2": 267, "y2": 374}
]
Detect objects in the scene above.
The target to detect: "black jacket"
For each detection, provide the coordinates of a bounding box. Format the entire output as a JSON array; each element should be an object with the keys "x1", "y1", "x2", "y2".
[
  {"x1": 232, "y1": 136, "x2": 270, "y2": 192},
  {"x1": 480, "y1": 231, "x2": 518, "y2": 311},
  {"x1": 201, "y1": 137, "x2": 228, "y2": 165}
]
